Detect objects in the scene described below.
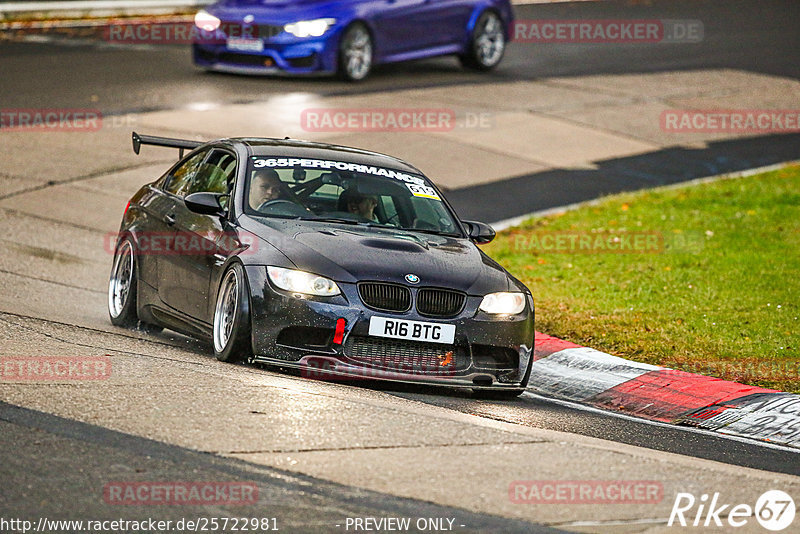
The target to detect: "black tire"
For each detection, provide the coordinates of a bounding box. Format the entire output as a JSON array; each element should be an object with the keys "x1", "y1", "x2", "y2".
[
  {"x1": 460, "y1": 10, "x2": 506, "y2": 71},
  {"x1": 212, "y1": 263, "x2": 253, "y2": 363},
  {"x1": 338, "y1": 23, "x2": 373, "y2": 81},
  {"x1": 108, "y1": 238, "x2": 140, "y2": 327}
]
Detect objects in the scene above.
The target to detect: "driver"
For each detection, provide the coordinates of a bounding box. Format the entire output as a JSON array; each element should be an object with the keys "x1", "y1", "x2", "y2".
[{"x1": 250, "y1": 169, "x2": 285, "y2": 210}]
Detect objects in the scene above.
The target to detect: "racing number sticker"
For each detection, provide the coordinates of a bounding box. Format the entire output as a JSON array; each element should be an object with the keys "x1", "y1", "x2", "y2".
[{"x1": 406, "y1": 183, "x2": 441, "y2": 200}]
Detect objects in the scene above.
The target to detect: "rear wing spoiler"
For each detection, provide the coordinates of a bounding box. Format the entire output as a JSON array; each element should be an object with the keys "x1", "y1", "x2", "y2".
[{"x1": 132, "y1": 131, "x2": 204, "y2": 159}]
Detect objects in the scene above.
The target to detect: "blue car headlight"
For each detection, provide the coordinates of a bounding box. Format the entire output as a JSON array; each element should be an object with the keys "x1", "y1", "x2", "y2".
[
  {"x1": 267, "y1": 266, "x2": 341, "y2": 296},
  {"x1": 479, "y1": 292, "x2": 526, "y2": 315},
  {"x1": 284, "y1": 18, "x2": 336, "y2": 38},
  {"x1": 194, "y1": 10, "x2": 221, "y2": 32}
]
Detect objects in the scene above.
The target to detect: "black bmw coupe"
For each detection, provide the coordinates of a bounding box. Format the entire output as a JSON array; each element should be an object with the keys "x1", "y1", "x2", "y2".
[{"x1": 109, "y1": 132, "x2": 534, "y2": 396}]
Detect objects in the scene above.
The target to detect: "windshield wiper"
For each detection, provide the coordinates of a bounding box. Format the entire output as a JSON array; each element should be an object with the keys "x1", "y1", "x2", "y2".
[
  {"x1": 300, "y1": 217, "x2": 461, "y2": 237},
  {"x1": 401, "y1": 227, "x2": 462, "y2": 238},
  {"x1": 252, "y1": 214, "x2": 303, "y2": 220},
  {"x1": 302, "y1": 216, "x2": 363, "y2": 225}
]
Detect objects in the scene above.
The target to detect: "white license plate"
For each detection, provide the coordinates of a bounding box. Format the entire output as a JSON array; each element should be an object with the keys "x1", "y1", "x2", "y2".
[
  {"x1": 227, "y1": 38, "x2": 264, "y2": 52},
  {"x1": 368, "y1": 317, "x2": 455, "y2": 344}
]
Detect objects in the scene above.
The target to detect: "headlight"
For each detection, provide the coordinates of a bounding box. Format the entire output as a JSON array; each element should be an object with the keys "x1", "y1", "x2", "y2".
[
  {"x1": 284, "y1": 18, "x2": 336, "y2": 38},
  {"x1": 195, "y1": 10, "x2": 221, "y2": 32},
  {"x1": 267, "y1": 266, "x2": 340, "y2": 296},
  {"x1": 479, "y1": 292, "x2": 526, "y2": 315}
]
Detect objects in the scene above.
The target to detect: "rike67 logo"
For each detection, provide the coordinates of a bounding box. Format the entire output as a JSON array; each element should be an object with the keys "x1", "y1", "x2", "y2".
[{"x1": 668, "y1": 490, "x2": 795, "y2": 531}]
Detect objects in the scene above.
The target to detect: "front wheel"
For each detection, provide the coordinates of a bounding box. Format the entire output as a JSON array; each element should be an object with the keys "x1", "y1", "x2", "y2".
[
  {"x1": 338, "y1": 23, "x2": 373, "y2": 81},
  {"x1": 460, "y1": 11, "x2": 506, "y2": 71},
  {"x1": 213, "y1": 263, "x2": 253, "y2": 363}
]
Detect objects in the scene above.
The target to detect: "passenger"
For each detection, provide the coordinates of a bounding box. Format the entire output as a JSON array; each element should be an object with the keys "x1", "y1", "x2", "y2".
[{"x1": 345, "y1": 191, "x2": 379, "y2": 221}]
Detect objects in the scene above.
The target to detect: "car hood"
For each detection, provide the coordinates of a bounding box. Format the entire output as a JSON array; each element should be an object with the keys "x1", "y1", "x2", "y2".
[
  {"x1": 210, "y1": 0, "x2": 344, "y2": 22},
  {"x1": 239, "y1": 218, "x2": 512, "y2": 295}
]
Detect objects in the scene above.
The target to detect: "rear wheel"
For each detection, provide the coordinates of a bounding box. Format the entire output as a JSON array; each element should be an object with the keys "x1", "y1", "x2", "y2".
[
  {"x1": 338, "y1": 23, "x2": 373, "y2": 81},
  {"x1": 108, "y1": 238, "x2": 139, "y2": 327},
  {"x1": 213, "y1": 263, "x2": 252, "y2": 363},
  {"x1": 460, "y1": 10, "x2": 506, "y2": 71},
  {"x1": 108, "y1": 238, "x2": 163, "y2": 333}
]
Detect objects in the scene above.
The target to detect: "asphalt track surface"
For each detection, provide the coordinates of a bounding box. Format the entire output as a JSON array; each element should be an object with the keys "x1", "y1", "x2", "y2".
[
  {"x1": 351, "y1": 382, "x2": 800, "y2": 476},
  {"x1": 2, "y1": 0, "x2": 799, "y2": 222},
  {"x1": 1, "y1": 0, "x2": 800, "y2": 528},
  {"x1": 0, "y1": 402, "x2": 560, "y2": 533},
  {"x1": 3, "y1": 0, "x2": 799, "y2": 112}
]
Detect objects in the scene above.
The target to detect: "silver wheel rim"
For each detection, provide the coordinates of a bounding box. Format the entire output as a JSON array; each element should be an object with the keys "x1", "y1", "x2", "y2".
[
  {"x1": 108, "y1": 240, "x2": 134, "y2": 318},
  {"x1": 343, "y1": 26, "x2": 372, "y2": 80},
  {"x1": 213, "y1": 269, "x2": 239, "y2": 353},
  {"x1": 475, "y1": 13, "x2": 504, "y2": 67}
]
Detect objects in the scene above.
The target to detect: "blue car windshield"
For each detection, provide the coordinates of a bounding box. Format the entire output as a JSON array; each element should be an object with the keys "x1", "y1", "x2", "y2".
[{"x1": 245, "y1": 156, "x2": 463, "y2": 237}]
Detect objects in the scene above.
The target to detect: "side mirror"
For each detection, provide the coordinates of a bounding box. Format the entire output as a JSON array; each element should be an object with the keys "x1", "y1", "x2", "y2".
[
  {"x1": 185, "y1": 192, "x2": 226, "y2": 216},
  {"x1": 463, "y1": 220, "x2": 496, "y2": 244}
]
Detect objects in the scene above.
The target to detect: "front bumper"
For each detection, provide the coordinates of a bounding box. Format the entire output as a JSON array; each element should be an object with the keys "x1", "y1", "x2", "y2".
[
  {"x1": 244, "y1": 266, "x2": 534, "y2": 390},
  {"x1": 192, "y1": 33, "x2": 339, "y2": 75}
]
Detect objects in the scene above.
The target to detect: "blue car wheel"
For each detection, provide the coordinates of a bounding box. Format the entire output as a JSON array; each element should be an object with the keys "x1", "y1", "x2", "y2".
[
  {"x1": 338, "y1": 23, "x2": 373, "y2": 81},
  {"x1": 460, "y1": 10, "x2": 506, "y2": 71}
]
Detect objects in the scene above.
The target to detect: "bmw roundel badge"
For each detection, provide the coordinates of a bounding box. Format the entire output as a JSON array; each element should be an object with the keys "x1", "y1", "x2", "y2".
[{"x1": 405, "y1": 273, "x2": 420, "y2": 284}]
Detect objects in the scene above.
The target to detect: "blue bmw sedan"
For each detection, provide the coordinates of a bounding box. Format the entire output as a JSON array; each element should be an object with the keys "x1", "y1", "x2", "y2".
[{"x1": 192, "y1": 0, "x2": 513, "y2": 80}]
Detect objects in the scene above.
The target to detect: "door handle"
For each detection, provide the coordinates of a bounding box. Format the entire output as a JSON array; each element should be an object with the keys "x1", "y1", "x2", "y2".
[{"x1": 165, "y1": 214, "x2": 176, "y2": 226}]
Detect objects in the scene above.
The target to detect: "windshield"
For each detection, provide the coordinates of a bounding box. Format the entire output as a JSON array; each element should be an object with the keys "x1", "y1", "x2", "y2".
[{"x1": 244, "y1": 156, "x2": 463, "y2": 237}]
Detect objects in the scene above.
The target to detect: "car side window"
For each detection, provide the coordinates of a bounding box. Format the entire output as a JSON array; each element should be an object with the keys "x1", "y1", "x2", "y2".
[
  {"x1": 190, "y1": 149, "x2": 237, "y2": 209},
  {"x1": 165, "y1": 150, "x2": 208, "y2": 198},
  {"x1": 191, "y1": 151, "x2": 236, "y2": 193}
]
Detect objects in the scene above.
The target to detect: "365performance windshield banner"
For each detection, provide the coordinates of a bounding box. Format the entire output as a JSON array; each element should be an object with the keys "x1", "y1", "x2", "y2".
[
  {"x1": 251, "y1": 157, "x2": 441, "y2": 200},
  {"x1": 252, "y1": 157, "x2": 424, "y2": 185}
]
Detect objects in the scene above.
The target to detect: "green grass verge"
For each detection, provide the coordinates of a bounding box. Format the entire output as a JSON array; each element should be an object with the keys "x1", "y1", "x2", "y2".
[{"x1": 484, "y1": 164, "x2": 800, "y2": 393}]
